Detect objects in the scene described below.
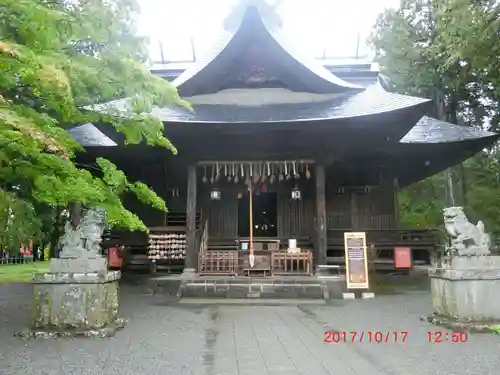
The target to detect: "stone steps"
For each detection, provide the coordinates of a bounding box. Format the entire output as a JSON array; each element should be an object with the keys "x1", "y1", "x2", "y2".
[
  {"x1": 147, "y1": 276, "x2": 346, "y2": 300},
  {"x1": 178, "y1": 298, "x2": 328, "y2": 305}
]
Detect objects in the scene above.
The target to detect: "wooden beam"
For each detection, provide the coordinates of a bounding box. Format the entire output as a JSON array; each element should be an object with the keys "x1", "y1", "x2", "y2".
[
  {"x1": 315, "y1": 165, "x2": 327, "y2": 266},
  {"x1": 185, "y1": 165, "x2": 198, "y2": 271}
]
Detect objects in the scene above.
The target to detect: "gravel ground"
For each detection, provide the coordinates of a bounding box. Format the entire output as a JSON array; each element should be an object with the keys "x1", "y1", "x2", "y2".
[{"x1": 1, "y1": 282, "x2": 499, "y2": 375}]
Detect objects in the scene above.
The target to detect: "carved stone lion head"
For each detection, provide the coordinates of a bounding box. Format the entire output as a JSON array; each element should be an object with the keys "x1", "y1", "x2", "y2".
[
  {"x1": 443, "y1": 206, "x2": 465, "y2": 222},
  {"x1": 86, "y1": 207, "x2": 107, "y2": 226}
]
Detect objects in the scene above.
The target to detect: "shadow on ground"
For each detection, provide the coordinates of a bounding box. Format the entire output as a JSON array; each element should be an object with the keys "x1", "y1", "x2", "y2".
[{"x1": 370, "y1": 272, "x2": 430, "y2": 294}]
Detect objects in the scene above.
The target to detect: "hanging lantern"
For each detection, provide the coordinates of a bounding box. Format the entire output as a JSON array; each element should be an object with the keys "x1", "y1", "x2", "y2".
[
  {"x1": 210, "y1": 188, "x2": 221, "y2": 200},
  {"x1": 291, "y1": 187, "x2": 301, "y2": 200}
]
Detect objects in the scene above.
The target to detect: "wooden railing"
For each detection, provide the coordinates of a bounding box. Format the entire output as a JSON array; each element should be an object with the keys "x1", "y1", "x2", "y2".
[
  {"x1": 271, "y1": 251, "x2": 313, "y2": 276},
  {"x1": 198, "y1": 251, "x2": 239, "y2": 276},
  {"x1": 198, "y1": 219, "x2": 239, "y2": 276}
]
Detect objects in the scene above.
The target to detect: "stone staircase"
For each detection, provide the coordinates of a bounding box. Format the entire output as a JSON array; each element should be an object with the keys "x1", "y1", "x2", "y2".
[{"x1": 149, "y1": 275, "x2": 346, "y2": 300}]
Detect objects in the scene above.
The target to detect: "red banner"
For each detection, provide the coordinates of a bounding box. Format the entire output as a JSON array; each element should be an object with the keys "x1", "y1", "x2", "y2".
[
  {"x1": 394, "y1": 247, "x2": 412, "y2": 269},
  {"x1": 108, "y1": 247, "x2": 123, "y2": 268}
]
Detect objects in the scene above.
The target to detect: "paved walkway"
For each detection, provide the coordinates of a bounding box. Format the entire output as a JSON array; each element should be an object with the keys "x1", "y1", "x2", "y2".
[{"x1": 1, "y1": 283, "x2": 500, "y2": 375}]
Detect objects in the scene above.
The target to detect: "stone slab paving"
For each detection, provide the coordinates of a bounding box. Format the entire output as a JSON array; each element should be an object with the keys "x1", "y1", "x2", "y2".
[{"x1": 1, "y1": 284, "x2": 500, "y2": 375}]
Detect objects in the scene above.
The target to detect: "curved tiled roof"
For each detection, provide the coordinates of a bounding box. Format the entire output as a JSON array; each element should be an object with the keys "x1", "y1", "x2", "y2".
[
  {"x1": 401, "y1": 116, "x2": 499, "y2": 143},
  {"x1": 68, "y1": 114, "x2": 499, "y2": 149},
  {"x1": 87, "y1": 84, "x2": 430, "y2": 123},
  {"x1": 395, "y1": 136, "x2": 500, "y2": 187},
  {"x1": 68, "y1": 123, "x2": 116, "y2": 147},
  {"x1": 173, "y1": 5, "x2": 363, "y2": 96}
]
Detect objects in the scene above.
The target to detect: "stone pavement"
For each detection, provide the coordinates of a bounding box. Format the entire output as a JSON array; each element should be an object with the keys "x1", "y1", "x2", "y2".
[{"x1": 1, "y1": 283, "x2": 500, "y2": 375}]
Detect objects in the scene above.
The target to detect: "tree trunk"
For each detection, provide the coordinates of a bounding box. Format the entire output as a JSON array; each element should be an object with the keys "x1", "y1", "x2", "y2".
[
  {"x1": 435, "y1": 94, "x2": 465, "y2": 208},
  {"x1": 39, "y1": 242, "x2": 45, "y2": 261},
  {"x1": 49, "y1": 208, "x2": 64, "y2": 259}
]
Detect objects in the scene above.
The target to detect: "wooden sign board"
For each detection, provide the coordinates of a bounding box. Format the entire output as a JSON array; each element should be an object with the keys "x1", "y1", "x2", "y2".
[
  {"x1": 344, "y1": 232, "x2": 369, "y2": 289},
  {"x1": 394, "y1": 247, "x2": 412, "y2": 269}
]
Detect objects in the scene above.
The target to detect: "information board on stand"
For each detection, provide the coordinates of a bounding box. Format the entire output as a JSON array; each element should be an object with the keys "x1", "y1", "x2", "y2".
[{"x1": 344, "y1": 232, "x2": 369, "y2": 289}]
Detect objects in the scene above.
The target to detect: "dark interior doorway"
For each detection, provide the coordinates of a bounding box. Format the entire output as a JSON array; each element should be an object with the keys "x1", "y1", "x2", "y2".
[{"x1": 238, "y1": 192, "x2": 277, "y2": 237}]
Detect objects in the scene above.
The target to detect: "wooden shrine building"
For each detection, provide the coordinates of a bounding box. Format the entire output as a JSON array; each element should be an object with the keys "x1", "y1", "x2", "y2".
[{"x1": 69, "y1": 2, "x2": 500, "y2": 275}]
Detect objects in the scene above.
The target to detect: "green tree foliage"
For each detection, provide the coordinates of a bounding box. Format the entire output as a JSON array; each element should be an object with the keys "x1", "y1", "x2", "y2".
[
  {"x1": 0, "y1": 0, "x2": 188, "y2": 247},
  {"x1": 437, "y1": 0, "x2": 500, "y2": 129},
  {"x1": 370, "y1": 0, "x2": 500, "y2": 237}
]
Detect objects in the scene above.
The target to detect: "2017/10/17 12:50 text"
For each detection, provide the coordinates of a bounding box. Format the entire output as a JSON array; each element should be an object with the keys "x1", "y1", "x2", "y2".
[{"x1": 323, "y1": 331, "x2": 470, "y2": 344}]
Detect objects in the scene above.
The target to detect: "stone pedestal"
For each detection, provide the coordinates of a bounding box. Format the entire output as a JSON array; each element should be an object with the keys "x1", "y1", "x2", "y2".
[
  {"x1": 27, "y1": 269, "x2": 125, "y2": 337},
  {"x1": 427, "y1": 256, "x2": 500, "y2": 330}
]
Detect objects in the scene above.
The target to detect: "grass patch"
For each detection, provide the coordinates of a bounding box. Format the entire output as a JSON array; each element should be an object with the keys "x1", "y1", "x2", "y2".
[
  {"x1": 488, "y1": 324, "x2": 500, "y2": 334},
  {"x1": 0, "y1": 261, "x2": 49, "y2": 284}
]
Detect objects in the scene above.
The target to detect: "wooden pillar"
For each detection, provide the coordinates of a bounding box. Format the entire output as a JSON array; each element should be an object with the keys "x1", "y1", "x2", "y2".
[
  {"x1": 185, "y1": 165, "x2": 197, "y2": 271},
  {"x1": 315, "y1": 165, "x2": 327, "y2": 266},
  {"x1": 393, "y1": 177, "x2": 399, "y2": 228}
]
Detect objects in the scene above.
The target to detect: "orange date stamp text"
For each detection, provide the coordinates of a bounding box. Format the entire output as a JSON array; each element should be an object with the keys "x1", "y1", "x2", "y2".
[{"x1": 323, "y1": 331, "x2": 408, "y2": 344}]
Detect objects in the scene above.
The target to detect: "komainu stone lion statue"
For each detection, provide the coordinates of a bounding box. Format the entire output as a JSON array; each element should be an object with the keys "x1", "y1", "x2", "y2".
[
  {"x1": 443, "y1": 206, "x2": 490, "y2": 256},
  {"x1": 59, "y1": 207, "x2": 107, "y2": 258}
]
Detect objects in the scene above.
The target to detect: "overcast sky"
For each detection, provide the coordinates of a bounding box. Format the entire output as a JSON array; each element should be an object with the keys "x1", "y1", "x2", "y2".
[{"x1": 137, "y1": 0, "x2": 400, "y2": 62}]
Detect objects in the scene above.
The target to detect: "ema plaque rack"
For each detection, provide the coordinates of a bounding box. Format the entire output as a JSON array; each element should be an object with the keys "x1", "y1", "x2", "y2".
[{"x1": 147, "y1": 232, "x2": 186, "y2": 261}]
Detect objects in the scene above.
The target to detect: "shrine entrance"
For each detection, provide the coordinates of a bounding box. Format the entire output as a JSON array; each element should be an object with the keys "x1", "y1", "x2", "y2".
[{"x1": 237, "y1": 192, "x2": 277, "y2": 238}]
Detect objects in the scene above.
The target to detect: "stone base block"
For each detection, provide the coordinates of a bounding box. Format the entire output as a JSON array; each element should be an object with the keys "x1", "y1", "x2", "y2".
[
  {"x1": 444, "y1": 255, "x2": 500, "y2": 269},
  {"x1": 429, "y1": 256, "x2": 500, "y2": 322},
  {"x1": 16, "y1": 318, "x2": 127, "y2": 339},
  {"x1": 342, "y1": 292, "x2": 375, "y2": 299},
  {"x1": 49, "y1": 257, "x2": 108, "y2": 273},
  {"x1": 25, "y1": 271, "x2": 124, "y2": 337},
  {"x1": 342, "y1": 292, "x2": 355, "y2": 300}
]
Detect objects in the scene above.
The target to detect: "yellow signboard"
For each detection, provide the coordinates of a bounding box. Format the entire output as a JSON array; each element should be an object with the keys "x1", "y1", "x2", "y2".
[{"x1": 344, "y1": 232, "x2": 369, "y2": 289}]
